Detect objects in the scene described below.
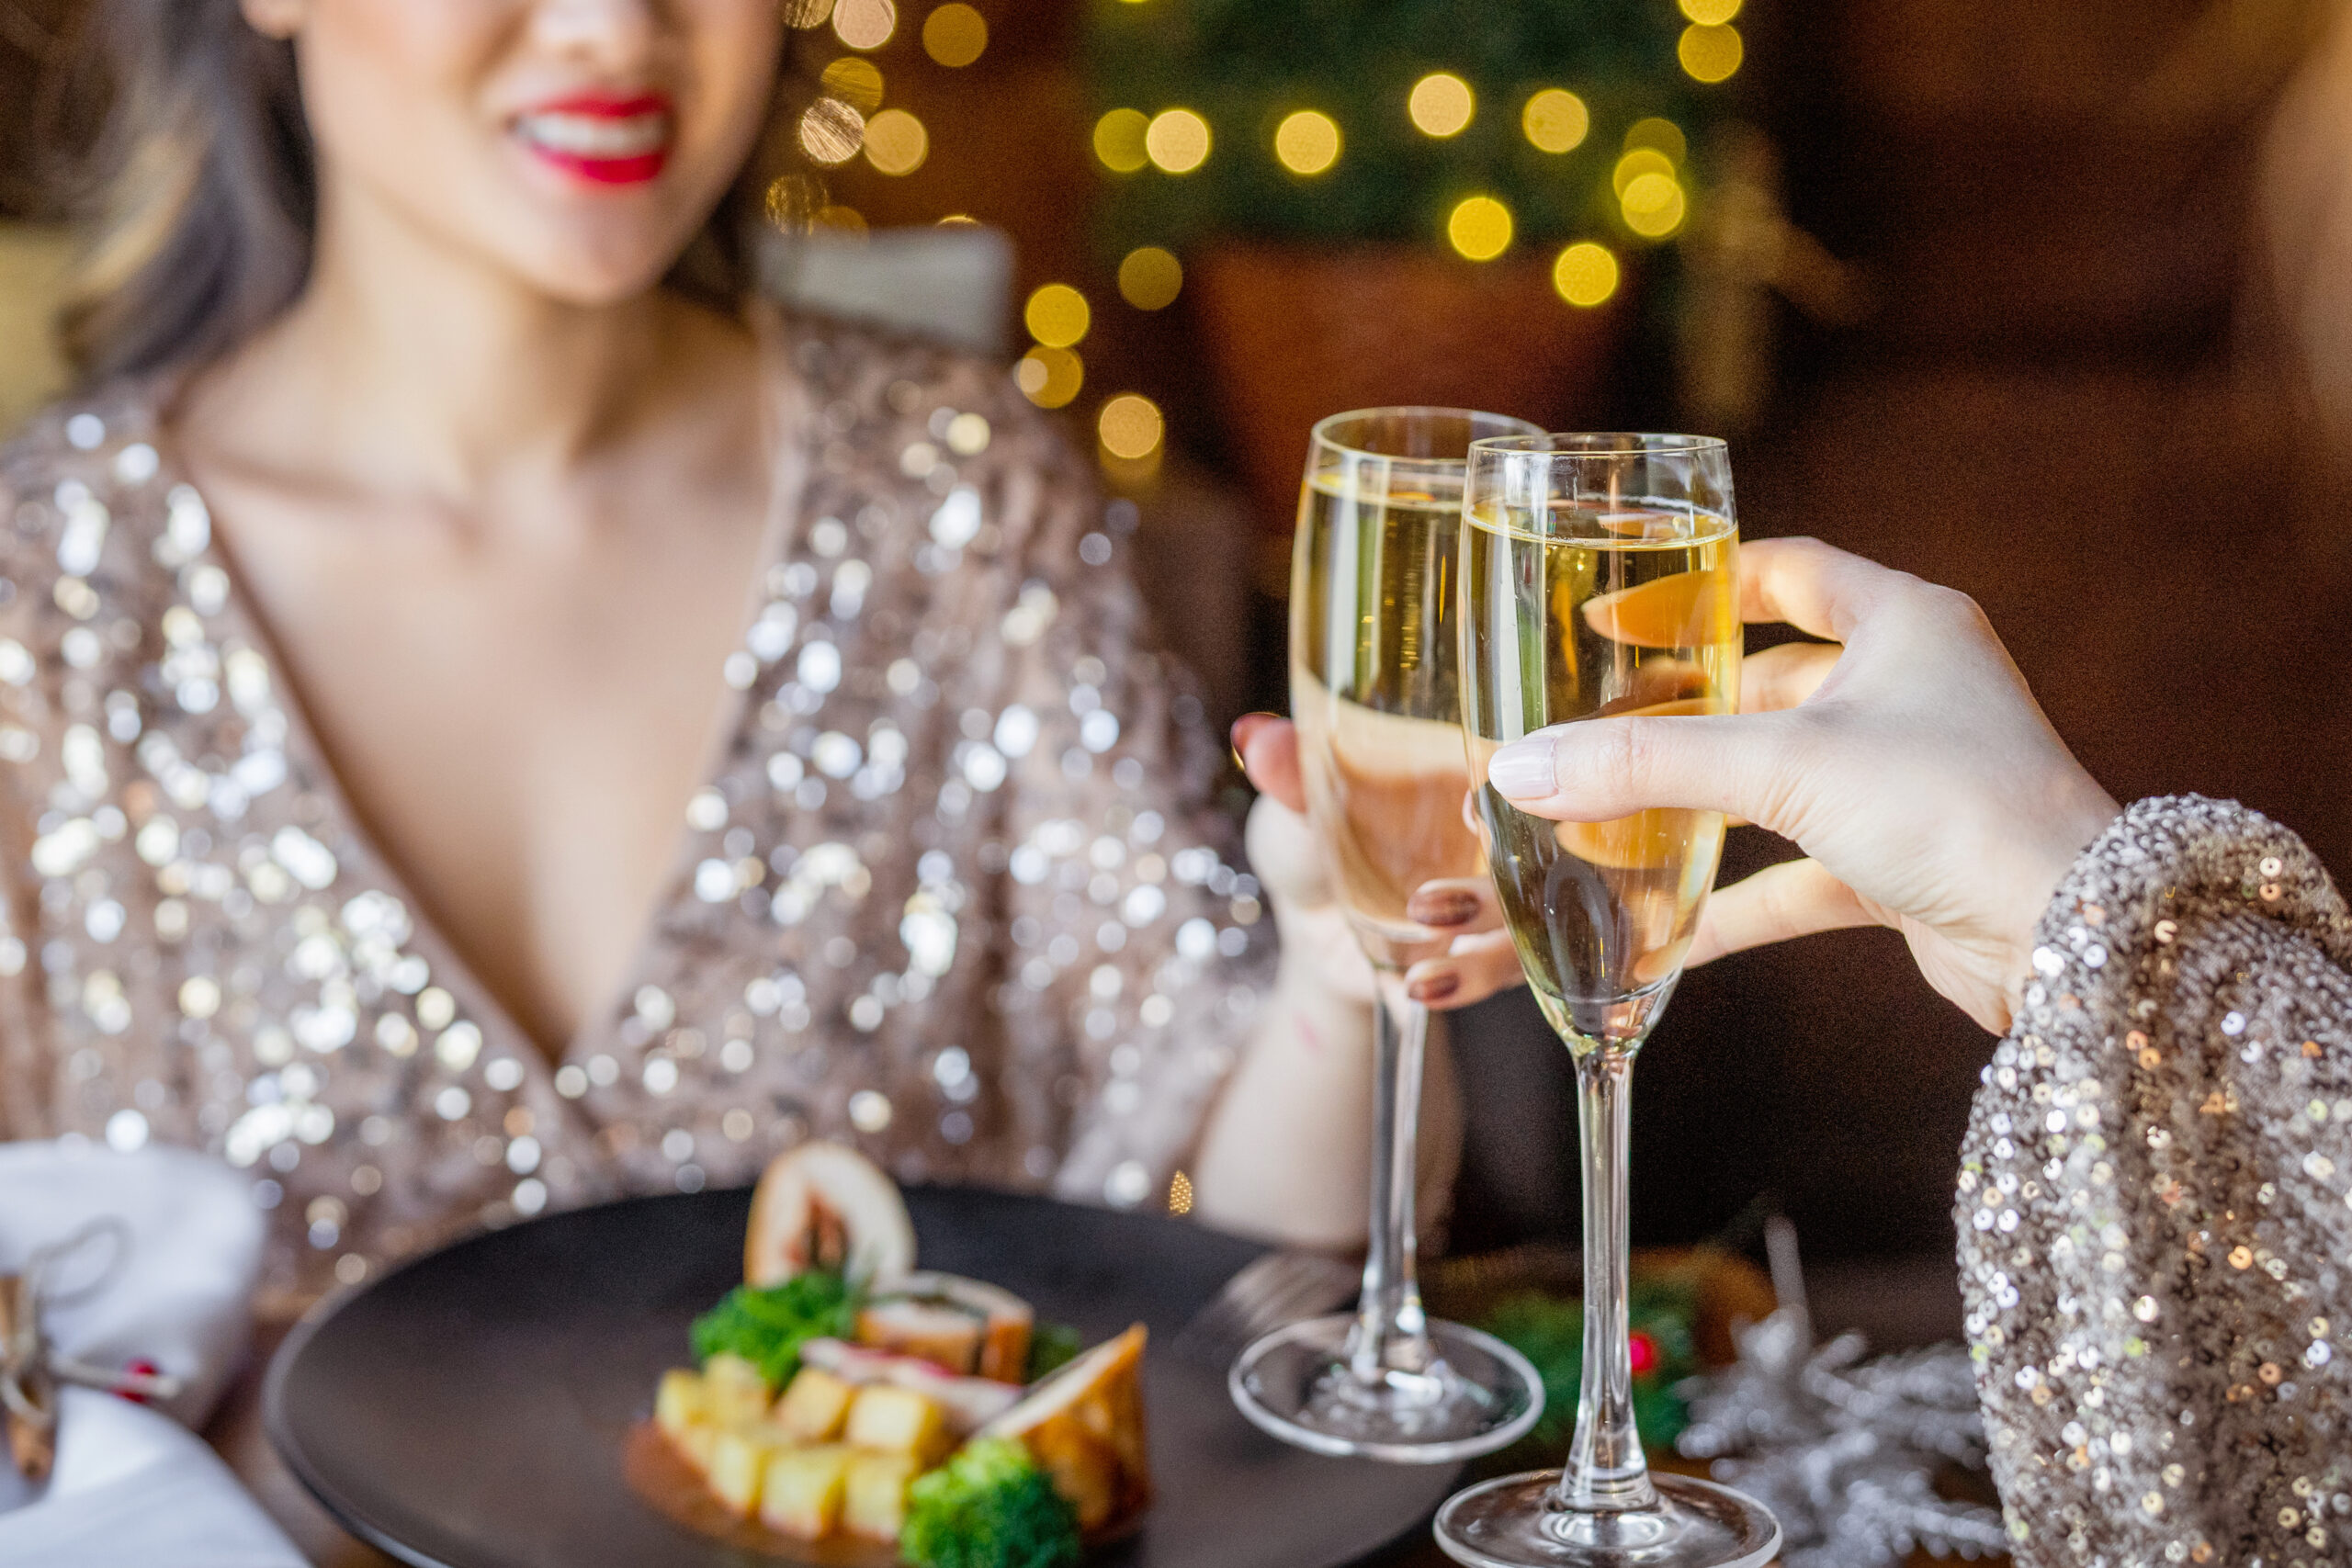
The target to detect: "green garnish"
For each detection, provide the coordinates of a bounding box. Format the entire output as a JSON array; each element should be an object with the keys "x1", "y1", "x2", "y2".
[
  {"x1": 1024, "y1": 1321, "x2": 1083, "y2": 1383},
  {"x1": 689, "y1": 1270, "x2": 858, "y2": 1390},
  {"x1": 901, "y1": 1436, "x2": 1081, "y2": 1568},
  {"x1": 1483, "y1": 1278, "x2": 1701, "y2": 1450}
]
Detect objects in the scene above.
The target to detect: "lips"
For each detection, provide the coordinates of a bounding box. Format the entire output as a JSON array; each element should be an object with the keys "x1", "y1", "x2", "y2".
[{"x1": 514, "y1": 93, "x2": 673, "y2": 186}]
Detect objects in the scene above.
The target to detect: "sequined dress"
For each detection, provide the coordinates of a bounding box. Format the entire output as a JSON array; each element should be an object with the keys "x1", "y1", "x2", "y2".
[
  {"x1": 0, "y1": 314, "x2": 1270, "y2": 1313},
  {"x1": 1962, "y1": 795, "x2": 2352, "y2": 1565}
]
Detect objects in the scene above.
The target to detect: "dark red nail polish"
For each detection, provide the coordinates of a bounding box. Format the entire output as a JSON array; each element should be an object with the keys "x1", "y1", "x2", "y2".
[
  {"x1": 1408, "y1": 890, "x2": 1480, "y2": 928},
  {"x1": 1408, "y1": 972, "x2": 1460, "y2": 1003}
]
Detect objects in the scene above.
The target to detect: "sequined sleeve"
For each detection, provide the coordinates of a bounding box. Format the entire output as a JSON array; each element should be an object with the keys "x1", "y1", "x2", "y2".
[
  {"x1": 919, "y1": 378, "x2": 1274, "y2": 1213},
  {"x1": 1958, "y1": 795, "x2": 2352, "y2": 1565},
  {"x1": 0, "y1": 448, "x2": 59, "y2": 1140}
]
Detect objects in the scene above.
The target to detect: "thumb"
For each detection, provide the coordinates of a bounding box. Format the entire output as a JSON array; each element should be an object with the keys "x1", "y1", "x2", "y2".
[{"x1": 1484, "y1": 709, "x2": 1798, "y2": 828}]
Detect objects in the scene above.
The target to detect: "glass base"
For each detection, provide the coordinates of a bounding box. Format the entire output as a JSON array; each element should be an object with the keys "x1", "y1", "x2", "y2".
[
  {"x1": 1229, "y1": 1313, "x2": 1544, "y2": 1464},
  {"x1": 1434, "y1": 1471, "x2": 1781, "y2": 1568}
]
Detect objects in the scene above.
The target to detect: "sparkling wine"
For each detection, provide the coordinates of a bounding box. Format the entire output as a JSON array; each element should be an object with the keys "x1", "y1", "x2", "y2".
[
  {"x1": 1458, "y1": 504, "x2": 1739, "y2": 1049},
  {"x1": 1293, "y1": 478, "x2": 1483, "y2": 969}
]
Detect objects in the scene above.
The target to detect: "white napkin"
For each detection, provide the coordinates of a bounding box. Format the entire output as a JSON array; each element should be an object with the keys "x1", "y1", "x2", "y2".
[{"x1": 0, "y1": 1139, "x2": 304, "y2": 1567}]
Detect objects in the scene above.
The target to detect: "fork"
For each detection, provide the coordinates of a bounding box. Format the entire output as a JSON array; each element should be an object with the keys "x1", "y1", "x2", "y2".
[{"x1": 1170, "y1": 1250, "x2": 1363, "y2": 1371}]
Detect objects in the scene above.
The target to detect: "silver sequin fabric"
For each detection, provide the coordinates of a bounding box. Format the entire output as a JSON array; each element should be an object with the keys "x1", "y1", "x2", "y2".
[
  {"x1": 1962, "y1": 794, "x2": 2352, "y2": 1566},
  {"x1": 0, "y1": 312, "x2": 1271, "y2": 1314}
]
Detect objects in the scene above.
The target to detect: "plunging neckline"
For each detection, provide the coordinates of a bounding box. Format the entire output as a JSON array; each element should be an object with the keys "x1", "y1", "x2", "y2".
[{"x1": 148, "y1": 314, "x2": 817, "y2": 1081}]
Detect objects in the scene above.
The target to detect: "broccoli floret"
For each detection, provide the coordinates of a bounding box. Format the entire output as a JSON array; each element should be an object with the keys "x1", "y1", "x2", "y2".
[
  {"x1": 1023, "y1": 1321, "x2": 1083, "y2": 1382},
  {"x1": 900, "y1": 1437, "x2": 1081, "y2": 1568},
  {"x1": 689, "y1": 1270, "x2": 857, "y2": 1390}
]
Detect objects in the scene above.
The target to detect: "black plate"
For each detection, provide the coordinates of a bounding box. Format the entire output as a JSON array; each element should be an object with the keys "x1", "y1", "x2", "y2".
[{"x1": 266, "y1": 1185, "x2": 1458, "y2": 1568}]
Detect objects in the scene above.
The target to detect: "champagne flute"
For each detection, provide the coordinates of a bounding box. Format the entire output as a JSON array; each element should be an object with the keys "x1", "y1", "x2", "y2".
[
  {"x1": 1435, "y1": 435, "x2": 1779, "y2": 1566},
  {"x1": 1230, "y1": 408, "x2": 1546, "y2": 1463}
]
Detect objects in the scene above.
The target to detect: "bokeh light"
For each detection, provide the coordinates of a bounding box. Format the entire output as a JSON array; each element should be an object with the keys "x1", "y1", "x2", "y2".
[
  {"x1": 1094, "y1": 109, "x2": 1150, "y2": 174},
  {"x1": 820, "y1": 56, "x2": 885, "y2": 113},
  {"x1": 1553, "y1": 243, "x2": 1620, "y2": 307},
  {"x1": 1098, "y1": 395, "x2": 1165, "y2": 460},
  {"x1": 936, "y1": 213, "x2": 979, "y2": 226},
  {"x1": 782, "y1": 0, "x2": 835, "y2": 28},
  {"x1": 1623, "y1": 117, "x2": 1688, "y2": 164},
  {"x1": 1521, "y1": 89, "x2": 1589, "y2": 154},
  {"x1": 864, "y1": 108, "x2": 928, "y2": 175},
  {"x1": 798, "y1": 99, "x2": 866, "y2": 165},
  {"x1": 1679, "y1": 0, "x2": 1742, "y2": 23},
  {"x1": 1447, "y1": 196, "x2": 1513, "y2": 261},
  {"x1": 1117, "y1": 247, "x2": 1184, "y2": 310},
  {"x1": 1146, "y1": 109, "x2": 1212, "y2": 174},
  {"x1": 1016, "y1": 348, "x2": 1083, "y2": 408},
  {"x1": 1408, "y1": 73, "x2": 1475, "y2": 138},
  {"x1": 814, "y1": 205, "x2": 868, "y2": 234},
  {"x1": 922, "y1": 3, "x2": 988, "y2": 66},
  {"x1": 1620, "y1": 173, "x2": 1687, "y2": 238},
  {"x1": 832, "y1": 0, "x2": 897, "y2": 50},
  {"x1": 1679, "y1": 24, "x2": 1744, "y2": 83},
  {"x1": 1025, "y1": 284, "x2": 1091, "y2": 348},
  {"x1": 1612, "y1": 148, "x2": 1676, "y2": 197},
  {"x1": 764, "y1": 173, "x2": 825, "y2": 232},
  {"x1": 1273, "y1": 110, "x2": 1342, "y2": 175}
]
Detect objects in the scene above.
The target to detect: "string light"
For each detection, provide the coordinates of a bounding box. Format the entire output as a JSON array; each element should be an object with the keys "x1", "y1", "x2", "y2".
[
  {"x1": 1024, "y1": 284, "x2": 1091, "y2": 348},
  {"x1": 1273, "y1": 110, "x2": 1341, "y2": 175},
  {"x1": 1553, "y1": 243, "x2": 1620, "y2": 307},
  {"x1": 1145, "y1": 109, "x2": 1211, "y2": 174},
  {"x1": 1679, "y1": 24, "x2": 1744, "y2": 83},
  {"x1": 782, "y1": 0, "x2": 835, "y2": 28},
  {"x1": 1117, "y1": 247, "x2": 1184, "y2": 310},
  {"x1": 1521, "y1": 89, "x2": 1589, "y2": 153},
  {"x1": 1679, "y1": 0, "x2": 1741, "y2": 22},
  {"x1": 1623, "y1": 117, "x2": 1688, "y2": 164},
  {"x1": 1620, "y1": 172, "x2": 1686, "y2": 237},
  {"x1": 864, "y1": 108, "x2": 928, "y2": 175},
  {"x1": 820, "y1": 56, "x2": 884, "y2": 113},
  {"x1": 763, "y1": 174, "x2": 825, "y2": 232},
  {"x1": 1093, "y1": 109, "x2": 1150, "y2": 174},
  {"x1": 831, "y1": 0, "x2": 896, "y2": 50},
  {"x1": 1447, "y1": 196, "x2": 1512, "y2": 260},
  {"x1": 1016, "y1": 348, "x2": 1083, "y2": 408},
  {"x1": 798, "y1": 99, "x2": 865, "y2": 165},
  {"x1": 922, "y1": 2, "x2": 988, "y2": 66},
  {"x1": 1167, "y1": 1169, "x2": 1194, "y2": 1216},
  {"x1": 1408, "y1": 73, "x2": 1475, "y2": 138},
  {"x1": 1098, "y1": 394, "x2": 1165, "y2": 460}
]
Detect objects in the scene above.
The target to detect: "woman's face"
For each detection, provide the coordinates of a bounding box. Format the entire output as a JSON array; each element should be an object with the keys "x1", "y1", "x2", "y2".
[{"x1": 250, "y1": 0, "x2": 784, "y2": 302}]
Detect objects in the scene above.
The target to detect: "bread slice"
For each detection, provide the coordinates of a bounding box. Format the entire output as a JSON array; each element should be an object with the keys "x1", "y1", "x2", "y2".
[{"x1": 977, "y1": 1325, "x2": 1150, "y2": 1534}]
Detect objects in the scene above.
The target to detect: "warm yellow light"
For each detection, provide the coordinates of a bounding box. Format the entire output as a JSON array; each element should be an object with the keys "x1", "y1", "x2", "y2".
[
  {"x1": 1679, "y1": 0, "x2": 1741, "y2": 23},
  {"x1": 1408, "y1": 73, "x2": 1475, "y2": 138},
  {"x1": 1553, "y1": 243, "x2": 1620, "y2": 307},
  {"x1": 1098, "y1": 394, "x2": 1165, "y2": 460},
  {"x1": 1093, "y1": 108, "x2": 1150, "y2": 174},
  {"x1": 1679, "y1": 23, "x2": 1744, "y2": 84},
  {"x1": 1623, "y1": 117, "x2": 1688, "y2": 164},
  {"x1": 764, "y1": 174, "x2": 824, "y2": 231},
  {"x1": 814, "y1": 205, "x2": 868, "y2": 234},
  {"x1": 798, "y1": 99, "x2": 866, "y2": 165},
  {"x1": 1447, "y1": 196, "x2": 1513, "y2": 261},
  {"x1": 820, "y1": 56, "x2": 884, "y2": 112},
  {"x1": 1117, "y1": 246, "x2": 1184, "y2": 310},
  {"x1": 936, "y1": 213, "x2": 979, "y2": 226},
  {"x1": 1145, "y1": 109, "x2": 1212, "y2": 174},
  {"x1": 922, "y1": 2, "x2": 988, "y2": 66},
  {"x1": 1612, "y1": 147, "x2": 1676, "y2": 197},
  {"x1": 1521, "y1": 89, "x2": 1589, "y2": 153},
  {"x1": 1016, "y1": 348, "x2": 1083, "y2": 408},
  {"x1": 831, "y1": 0, "x2": 897, "y2": 50},
  {"x1": 1025, "y1": 284, "x2": 1091, "y2": 349},
  {"x1": 1273, "y1": 110, "x2": 1342, "y2": 175},
  {"x1": 783, "y1": 0, "x2": 835, "y2": 28},
  {"x1": 864, "y1": 108, "x2": 928, "y2": 175},
  {"x1": 1620, "y1": 173, "x2": 1687, "y2": 238},
  {"x1": 1167, "y1": 1168, "x2": 1194, "y2": 1215}
]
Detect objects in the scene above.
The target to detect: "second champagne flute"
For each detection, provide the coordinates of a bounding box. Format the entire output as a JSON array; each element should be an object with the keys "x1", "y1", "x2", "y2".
[{"x1": 1229, "y1": 407, "x2": 1545, "y2": 1463}]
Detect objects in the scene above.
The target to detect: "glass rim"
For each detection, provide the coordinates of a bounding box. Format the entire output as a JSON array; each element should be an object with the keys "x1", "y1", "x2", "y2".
[
  {"x1": 1466, "y1": 432, "x2": 1729, "y2": 459},
  {"x1": 1311, "y1": 407, "x2": 1547, "y2": 474}
]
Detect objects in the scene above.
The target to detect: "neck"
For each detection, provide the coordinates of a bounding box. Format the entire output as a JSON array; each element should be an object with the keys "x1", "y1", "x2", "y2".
[{"x1": 220, "y1": 175, "x2": 703, "y2": 504}]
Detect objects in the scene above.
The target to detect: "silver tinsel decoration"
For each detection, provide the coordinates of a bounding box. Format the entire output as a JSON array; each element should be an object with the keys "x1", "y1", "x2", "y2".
[{"x1": 1673, "y1": 1221, "x2": 2009, "y2": 1568}]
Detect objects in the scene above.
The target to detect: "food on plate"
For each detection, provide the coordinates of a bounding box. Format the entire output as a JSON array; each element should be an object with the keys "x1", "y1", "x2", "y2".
[{"x1": 642, "y1": 1141, "x2": 1150, "y2": 1565}]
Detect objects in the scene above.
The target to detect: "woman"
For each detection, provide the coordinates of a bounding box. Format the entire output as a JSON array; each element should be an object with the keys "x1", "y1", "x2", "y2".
[
  {"x1": 1481, "y1": 535, "x2": 2350, "y2": 1568},
  {"x1": 0, "y1": 0, "x2": 1520, "y2": 1313}
]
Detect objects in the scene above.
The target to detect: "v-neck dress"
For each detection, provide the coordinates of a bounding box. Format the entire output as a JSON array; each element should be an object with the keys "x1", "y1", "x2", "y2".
[{"x1": 0, "y1": 312, "x2": 1271, "y2": 1312}]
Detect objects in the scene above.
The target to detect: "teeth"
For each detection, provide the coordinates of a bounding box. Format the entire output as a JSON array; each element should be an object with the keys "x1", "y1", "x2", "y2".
[{"x1": 517, "y1": 111, "x2": 668, "y2": 159}]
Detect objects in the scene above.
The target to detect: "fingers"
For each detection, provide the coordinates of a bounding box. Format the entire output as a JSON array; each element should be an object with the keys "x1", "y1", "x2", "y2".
[
  {"x1": 1683, "y1": 857, "x2": 1882, "y2": 967},
  {"x1": 1740, "y1": 639, "x2": 1841, "y2": 715},
  {"x1": 1241, "y1": 791, "x2": 1333, "y2": 908},
  {"x1": 1737, "y1": 536, "x2": 1922, "y2": 644},
  {"x1": 1486, "y1": 708, "x2": 1796, "y2": 825},
  {"x1": 1233, "y1": 713, "x2": 1306, "y2": 814},
  {"x1": 1406, "y1": 877, "x2": 1501, "y2": 934},
  {"x1": 1404, "y1": 931, "x2": 1526, "y2": 1010}
]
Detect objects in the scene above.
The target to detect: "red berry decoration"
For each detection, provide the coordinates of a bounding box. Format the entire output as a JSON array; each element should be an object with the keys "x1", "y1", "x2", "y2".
[
  {"x1": 1627, "y1": 1330, "x2": 1659, "y2": 1376},
  {"x1": 119, "y1": 1358, "x2": 159, "y2": 1404}
]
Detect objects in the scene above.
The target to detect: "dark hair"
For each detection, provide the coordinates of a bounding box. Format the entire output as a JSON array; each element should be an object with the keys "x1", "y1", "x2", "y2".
[{"x1": 56, "y1": 0, "x2": 797, "y2": 385}]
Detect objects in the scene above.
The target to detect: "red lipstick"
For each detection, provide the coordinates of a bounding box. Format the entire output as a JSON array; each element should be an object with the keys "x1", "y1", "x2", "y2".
[{"x1": 514, "y1": 92, "x2": 673, "y2": 186}]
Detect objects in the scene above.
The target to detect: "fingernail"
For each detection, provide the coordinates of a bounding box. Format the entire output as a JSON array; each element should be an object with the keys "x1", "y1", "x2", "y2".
[
  {"x1": 1408, "y1": 889, "x2": 1480, "y2": 928},
  {"x1": 1407, "y1": 970, "x2": 1460, "y2": 1004},
  {"x1": 1229, "y1": 712, "x2": 1275, "y2": 771},
  {"x1": 1487, "y1": 739, "x2": 1556, "y2": 800}
]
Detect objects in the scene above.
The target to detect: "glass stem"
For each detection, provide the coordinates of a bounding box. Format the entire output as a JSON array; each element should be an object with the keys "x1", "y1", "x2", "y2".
[
  {"x1": 1555, "y1": 1045, "x2": 1657, "y2": 1512},
  {"x1": 1351, "y1": 973, "x2": 1432, "y2": 1380}
]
